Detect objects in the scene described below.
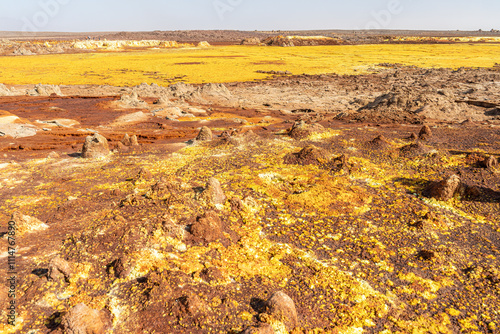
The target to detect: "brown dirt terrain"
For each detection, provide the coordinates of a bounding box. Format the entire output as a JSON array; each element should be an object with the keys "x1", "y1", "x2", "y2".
[{"x1": 0, "y1": 54, "x2": 500, "y2": 333}]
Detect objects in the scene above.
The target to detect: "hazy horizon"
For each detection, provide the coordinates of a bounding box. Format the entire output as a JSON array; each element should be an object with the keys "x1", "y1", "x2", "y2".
[{"x1": 0, "y1": 0, "x2": 498, "y2": 34}]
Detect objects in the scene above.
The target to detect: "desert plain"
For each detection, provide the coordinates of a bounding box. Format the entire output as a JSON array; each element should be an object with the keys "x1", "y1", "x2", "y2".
[{"x1": 0, "y1": 30, "x2": 500, "y2": 334}]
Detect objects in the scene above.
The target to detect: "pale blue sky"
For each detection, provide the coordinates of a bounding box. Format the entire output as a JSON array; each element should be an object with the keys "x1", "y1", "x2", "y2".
[{"x1": 0, "y1": 0, "x2": 498, "y2": 32}]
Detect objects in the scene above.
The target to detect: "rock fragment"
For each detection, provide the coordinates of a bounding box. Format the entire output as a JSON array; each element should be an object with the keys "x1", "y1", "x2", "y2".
[
  {"x1": 399, "y1": 142, "x2": 431, "y2": 157},
  {"x1": 484, "y1": 156, "x2": 498, "y2": 169},
  {"x1": 200, "y1": 177, "x2": 226, "y2": 206},
  {"x1": 367, "y1": 135, "x2": 392, "y2": 149},
  {"x1": 110, "y1": 256, "x2": 131, "y2": 279},
  {"x1": 81, "y1": 133, "x2": 110, "y2": 158},
  {"x1": 60, "y1": 303, "x2": 111, "y2": 334},
  {"x1": 196, "y1": 126, "x2": 213, "y2": 141},
  {"x1": 284, "y1": 145, "x2": 330, "y2": 166},
  {"x1": 190, "y1": 211, "x2": 222, "y2": 242},
  {"x1": 425, "y1": 174, "x2": 461, "y2": 201},
  {"x1": 48, "y1": 256, "x2": 72, "y2": 283},
  {"x1": 47, "y1": 151, "x2": 60, "y2": 159},
  {"x1": 178, "y1": 292, "x2": 207, "y2": 316},
  {"x1": 121, "y1": 133, "x2": 139, "y2": 147},
  {"x1": 10, "y1": 211, "x2": 48, "y2": 236},
  {"x1": 418, "y1": 125, "x2": 432, "y2": 140},
  {"x1": 263, "y1": 291, "x2": 299, "y2": 332},
  {"x1": 287, "y1": 120, "x2": 324, "y2": 139}
]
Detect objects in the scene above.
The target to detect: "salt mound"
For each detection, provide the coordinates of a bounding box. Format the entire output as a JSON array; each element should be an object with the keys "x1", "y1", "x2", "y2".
[
  {"x1": 188, "y1": 83, "x2": 232, "y2": 103},
  {"x1": 26, "y1": 84, "x2": 63, "y2": 96},
  {"x1": 165, "y1": 82, "x2": 197, "y2": 98},
  {"x1": 116, "y1": 92, "x2": 148, "y2": 109},
  {"x1": 359, "y1": 85, "x2": 468, "y2": 123},
  {"x1": 241, "y1": 37, "x2": 261, "y2": 45},
  {"x1": 0, "y1": 84, "x2": 14, "y2": 96},
  {"x1": 197, "y1": 41, "x2": 211, "y2": 48}
]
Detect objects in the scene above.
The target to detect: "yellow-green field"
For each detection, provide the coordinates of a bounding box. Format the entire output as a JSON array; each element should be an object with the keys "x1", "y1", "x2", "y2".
[{"x1": 1, "y1": 44, "x2": 500, "y2": 86}]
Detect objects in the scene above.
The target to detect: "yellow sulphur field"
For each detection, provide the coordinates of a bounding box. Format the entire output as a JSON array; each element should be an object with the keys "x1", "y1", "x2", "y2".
[{"x1": 1, "y1": 44, "x2": 499, "y2": 86}]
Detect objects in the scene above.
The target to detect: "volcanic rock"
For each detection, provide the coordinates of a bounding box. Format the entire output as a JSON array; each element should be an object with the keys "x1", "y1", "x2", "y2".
[
  {"x1": 200, "y1": 267, "x2": 224, "y2": 283},
  {"x1": 425, "y1": 174, "x2": 461, "y2": 201},
  {"x1": 110, "y1": 256, "x2": 131, "y2": 279},
  {"x1": 419, "y1": 125, "x2": 433, "y2": 140},
  {"x1": 288, "y1": 120, "x2": 324, "y2": 139},
  {"x1": 284, "y1": 145, "x2": 330, "y2": 166},
  {"x1": 178, "y1": 292, "x2": 207, "y2": 316},
  {"x1": 60, "y1": 303, "x2": 111, "y2": 334},
  {"x1": 47, "y1": 256, "x2": 72, "y2": 283},
  {"x1": 399, "y1": 142, "x2": 431, "y2": 157},
  {"x1": 190, "y1": 211, "x2": 222, "y2": 243},
  {"x1": 263, "y1": 291, "x2": 299, "y2": 331},
  {"x1": 81, "y1": 133, "x2": 110, "y2": 158},
  {"x1": 367, "y1": 135, "x2": 392, "y2": 149},
  {"x1": 196, "y1": 126, "x2": 213, "y2": 141},
  {"x1": 200, "y1": 177, "x2": 226, "y2": 206}
]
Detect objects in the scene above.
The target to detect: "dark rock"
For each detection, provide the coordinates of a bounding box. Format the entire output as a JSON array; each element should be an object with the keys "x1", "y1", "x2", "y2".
[
  {"x1": 81, "y1": 133, "x2": 110, "y2": 158},
  {"x1": 111, "y1": 256, "x2": 130, "y2": 279},
  {"x1": 418, "y1": 125, "x2": 432, "y2": 140},
  {"x1": 48, "y1": 257, "x2": 72, "y2": 283},
  {"x1": 284, "y1": 145, "x2": 330, "y2": 166},
  {"x1": 367, "y1": 135, "x2": 392, "y2": 149},
  {"x1": 417, "y1": 250, "x2": 435, "y2": 261},
  {"x1": 191, "y1": 211, "x2": 222, "y2": 242},
  {"x1": 200, "y1": 267, "x2": 224, "y2": 283},
  {"x1": 178, "y1": 292, "x2": 206, "y2": 316},
  {"x1": 288, "y1": 121, "x2": 324, "y2": 139},
  {"x1": 407, "y1": 133, "x2": 418, "y2": 141},
  {"x1": 399, "y1": 142, "x2": 431, "y2": 157},
  {"x1": 425, "y1": 174, "x2": 461, "y2": 201}
]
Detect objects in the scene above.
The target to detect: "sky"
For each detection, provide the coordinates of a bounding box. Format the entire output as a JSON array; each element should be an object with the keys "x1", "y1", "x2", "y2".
[{"x1": 0, "y1": 0, "x2": 498, "y2": 33}]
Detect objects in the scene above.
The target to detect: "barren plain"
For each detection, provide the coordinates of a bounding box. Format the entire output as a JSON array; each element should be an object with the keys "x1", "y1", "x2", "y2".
[{"x1": 0, "y1": 31, "x2": 500, "y2": 334}]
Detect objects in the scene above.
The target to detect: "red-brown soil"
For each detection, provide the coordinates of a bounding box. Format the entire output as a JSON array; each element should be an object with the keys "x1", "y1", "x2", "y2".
[{"x1": 1, "y1": 65, "x2": 500, "y2": 333}]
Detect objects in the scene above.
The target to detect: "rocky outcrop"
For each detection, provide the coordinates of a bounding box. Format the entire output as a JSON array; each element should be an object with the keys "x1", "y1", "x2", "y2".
[
  {"x1": 26, "y1": 84, "x2": 63, "y2": 96},
  {"x1": 60, "y1": 303, "x2": 111, "y2": 334},
  {"x1": 81, "y1": 133, "x2": 110, "y2": 158},
  {"x1": 262, "y1": 291, "x2": 299, "y2": 332},
  {"x1": 196, "y1": 126, "x2": 213, "y2": 141},
  {"x1": 425, "y1": 174, "x2": 461, "y2": 201},
  {"x1": 48, "y1": 257, "x2": 72, "y2": 283},
  {"x1": 10, "y1": 211, "x2": 48, "y2": 236}
]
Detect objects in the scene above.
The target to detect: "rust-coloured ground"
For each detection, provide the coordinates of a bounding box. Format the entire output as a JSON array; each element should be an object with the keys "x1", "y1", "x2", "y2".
[{"x1": 1, "y1": 66, "x2": 500, "y2": 334}]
